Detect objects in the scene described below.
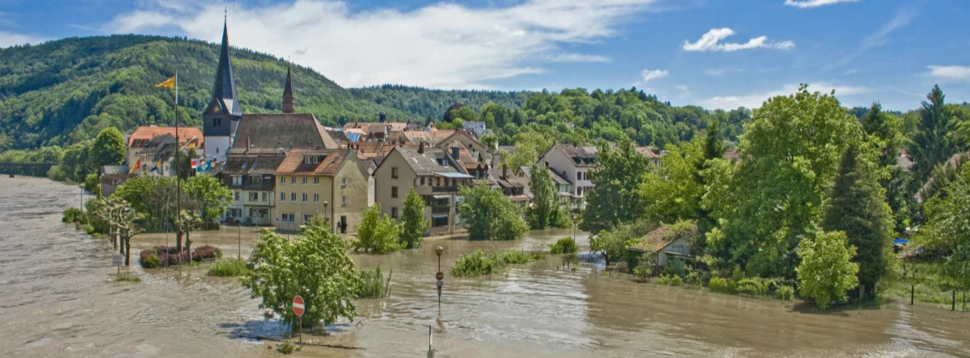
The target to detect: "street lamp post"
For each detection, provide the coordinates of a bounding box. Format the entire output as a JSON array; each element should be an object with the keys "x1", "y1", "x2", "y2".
[
  {"x1": 237, "y1": 221, "x2": 242, "y2": 260},
  {"x1": 435, "y1": 245, "x2": 444, "y2": 308},
  {"x1": 323, "y1": 201, "x2": 329, "y2": 230}
]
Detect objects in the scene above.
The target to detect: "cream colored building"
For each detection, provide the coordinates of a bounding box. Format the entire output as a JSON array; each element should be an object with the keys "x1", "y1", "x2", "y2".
[
  {"x1": 373, "y1": 146, "x2": 474, "y2": 235},
  {"x1": 274, "y1": 149, "x2": 370, "y2": 233}
]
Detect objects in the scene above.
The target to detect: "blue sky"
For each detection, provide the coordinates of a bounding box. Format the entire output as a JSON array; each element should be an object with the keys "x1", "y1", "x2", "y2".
[{"x1": 1, "y1": 0, "x2": 968, "y2": 110}]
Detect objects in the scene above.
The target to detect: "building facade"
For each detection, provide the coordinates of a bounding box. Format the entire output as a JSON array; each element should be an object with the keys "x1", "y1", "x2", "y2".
[
  {"x1": 274, "y1": 149, "x2": 370, "y2": 233},
  {"x1": 374, "y1": 147, "x2": 474, "y2": 236},
  {"x1": 540, "y1": 144, "x2": 597, "y2": 210}
]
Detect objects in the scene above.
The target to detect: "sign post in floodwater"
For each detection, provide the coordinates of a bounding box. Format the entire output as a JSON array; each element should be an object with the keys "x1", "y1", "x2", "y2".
[
  {"x1": 112, "y1": 254, "x2": 123, "y2": 274},
  {"x1": 293, "y1": 295, "x2": 304, "y2": 344}
]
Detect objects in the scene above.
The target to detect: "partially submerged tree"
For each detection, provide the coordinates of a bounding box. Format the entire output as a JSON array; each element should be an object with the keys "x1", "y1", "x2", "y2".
[
  {"x1": 400, "y1": 188, "x2": 428, "y2": 249},
  {"x1": 459, "y1": 185, "x2": 528, "y2": 241},
  {"x1": 796, "y1": 230, "x2": 859, "y2": 309},
  {"x1": 821, "y1": 145, "x2": 893, "y2": 300},
  {"x1": 244, "y1": 223, "x2": 361, "y2": 330},
  {"x1": 353, "y1": 203, "x2": 401, "y2": 254},
  {"x1": 582, "y1": 137, "x2": 650, "y2": 234}
]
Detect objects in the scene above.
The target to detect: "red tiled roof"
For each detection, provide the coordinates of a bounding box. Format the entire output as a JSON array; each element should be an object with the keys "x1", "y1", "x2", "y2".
[{"x1": 128, "y1": 126, "x2": 203, "y2": 148}]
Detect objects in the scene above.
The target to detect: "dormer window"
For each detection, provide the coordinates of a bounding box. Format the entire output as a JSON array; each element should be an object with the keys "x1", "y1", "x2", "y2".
[
  {"x1": 214, "y1": 118, "x2": 222, "y2": 127},
  {"x1": 303, "y1": 155, "x2": 322, "y2": 164}
]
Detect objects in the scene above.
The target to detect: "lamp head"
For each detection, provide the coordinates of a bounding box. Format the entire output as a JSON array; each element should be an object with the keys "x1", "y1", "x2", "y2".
[{"x1": 434, "y1": 245, "x2": 444, "y2": 256}]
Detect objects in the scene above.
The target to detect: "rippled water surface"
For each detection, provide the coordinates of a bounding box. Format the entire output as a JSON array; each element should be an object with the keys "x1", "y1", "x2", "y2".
[{"x1": 2, "y1": 176, "x2": 969, "y2": 357}]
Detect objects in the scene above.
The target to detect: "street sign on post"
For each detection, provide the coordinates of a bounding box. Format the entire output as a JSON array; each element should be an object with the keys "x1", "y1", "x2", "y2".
[
  {"x1": 293, "y1": 295, "x2": 304, "y2": 344},
  {"x1": 292, "y1": 295, "x2": 305, "y2": 316},
  {"x1": 112, "y1": 254, "x2": 124, "y2": 274},
  {"x1": 435, "y1": 271, "x2": 444, "y2": 281}
]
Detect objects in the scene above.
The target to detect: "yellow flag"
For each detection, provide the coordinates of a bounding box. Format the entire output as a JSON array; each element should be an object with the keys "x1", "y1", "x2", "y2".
[{"x1": 155, "y1": 76, "x2": 175, "y2": 89}]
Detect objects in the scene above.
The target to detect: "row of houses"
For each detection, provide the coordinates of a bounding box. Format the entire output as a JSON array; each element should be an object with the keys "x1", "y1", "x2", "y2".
[{"x1": 109, "y1": 20, "x2": 667, "y2": 236}]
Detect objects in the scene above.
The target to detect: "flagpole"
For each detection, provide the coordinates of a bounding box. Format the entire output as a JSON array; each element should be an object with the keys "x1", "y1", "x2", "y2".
[{"x1": 175, "y1": 71, "x2": 182, "y2": 258}]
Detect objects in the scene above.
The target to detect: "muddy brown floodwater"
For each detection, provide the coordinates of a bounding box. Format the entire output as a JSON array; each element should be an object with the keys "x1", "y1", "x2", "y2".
[{"x1": 2, "y1": 177, "x2": 970, "y2": 357}]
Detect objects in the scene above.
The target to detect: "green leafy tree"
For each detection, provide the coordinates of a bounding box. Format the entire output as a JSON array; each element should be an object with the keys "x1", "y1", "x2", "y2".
[
  {"x1": 821, "y1": 145, "x2": 893, "y2": 299},
  {"x1": 400, "y1": 188, "x2": 428, "y2": 249},
  {"x1": 88, "y1": 127, "x2": 126, "y2": 170},
  {"x1": 459, "y1": 185, "x2": 528, "y2": 241},
  {"x1": 581, "y1": 137, "x2": 650, "y2": 233},
  {"x1": 796, "y1": 230, "x2": 860, "y2": 309},
  {"x1": 918, "y1": 164, "x2": 970, "y2": 289},
  {"x1": 702, "y1": 85, "x2": 861, "y2": 278},
  {"x1": 909, "y1": 85, "x2": 959, "y2": 196},
  {"x1": 639, "y1": 138, "x2": 704, "y2": 224},
  {"x1": 590, "y1": 220, "x2": 656, "y2": 264},
  {"x1": 244, "y1": 223, "x2": 361, "y2": 330},
  {"x1": 184, "y1": 175, "x2": 232, "y2": 222},
  {"x1": 861, "y1": 103, "x2": 909, "y2": 232},
  {"x1": 83, "y1": 173, "x2": 102, "y2": 197},
  {"x1": 353, "y1": 203, "x2": 401, "y2": 254},
  {"x1": 527, "y1": 164, "x2": 557, "y2": 229},
  {"x1": 501, "y1": 130, "x2": 554, "y2": 170},
  {"x1": 443, "y1": 104, "x2": 476, "y2": 123}
]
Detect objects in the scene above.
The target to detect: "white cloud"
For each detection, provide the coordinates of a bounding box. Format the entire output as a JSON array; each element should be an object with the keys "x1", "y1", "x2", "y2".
[
  {"x1": 675, "y1": 85, "x2": 690, "y2": 98},
  {"x1": 640, "y1": 69, "x2": 669, "y2": 83},
  {"x1": 700, "y1": 82, "x2": 870, "y2": 109},
  {"x1": 927, "y1": 65, "x2": 970, "y2": 80},
  {"x1": 0, "y1": 31, "x2": 40, "y2": 47},
  {"x1": 683, "y1": 28, "x2": 794, "y2": 52},
  {"x1": 831, "y1": 4, "x2": 919, "y2": 69},
  {"x1": 784, "y1": 0, "x2": 859, "y2": 9},
  {"x1": 704, "y1": 67, "x2": 741, "y2": 77},
  {"x1": 105, "y1": 0, "x2": 659, "y2": 88},
  {"x1": 548, "y1": 53, "x2": 611, "y2": 63}
]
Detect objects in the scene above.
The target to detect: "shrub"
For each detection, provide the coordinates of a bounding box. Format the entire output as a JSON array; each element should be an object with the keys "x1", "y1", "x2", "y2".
[
  {"x1": 357, "y1": 266, "x2": 392, "y2": 299},
  {"x1": 62, "y1": 208, "x2": 83, "y2": 223},
  {"x1": 670, "y1": 275, "x2": 683, "y2": 286},
  {"x1": 139, "y1": 249, "x2": 161, "y2": 269},
  {"x1": 633, "y1": 267, "x2": 651, "y2": 282},
  {"x1": 451, "y1": 249, "x2": 543, "y2": 277},
  {"x1": 452, "y1": 250, "x2": 501, "y2": 277},
  {"x1": 208, "y1": 258, "x2": 249, "y2": 277},
  {"x1": 191, "y1": 245, "x2": 222, "y2": 262},
  {"x1": 685, "y1": 270, "x2": 701, "y2": 286},
  {"x1": 736, "y1": 277, "x2": 774, "y2": 296},
  {"x1": 657, "y1": 275, "x2": 670, "y2": 285},
  {"x1": 708, "y1": 277, "x2": 737, "y2": 294},
  {"x1": 775, "y1": 285, "x2": 795, "y2": 301},
  {"x1": 277, "y1": 341, "x2": 295, "y2": 354},
  {"x1": 549, "y1": 237, "x2": 578, "y2": 254},
  {"x1": 115, "y1": 273, "x2": 141, "y2": 282}
]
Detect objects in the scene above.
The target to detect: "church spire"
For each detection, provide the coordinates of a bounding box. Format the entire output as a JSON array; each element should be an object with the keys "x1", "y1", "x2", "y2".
[
  {"x1": 282, "y1": 67, "x2": 295, "y2": 114},
  {"x1": 204, "y1": 18, "x2": 243, "y2": 117}
]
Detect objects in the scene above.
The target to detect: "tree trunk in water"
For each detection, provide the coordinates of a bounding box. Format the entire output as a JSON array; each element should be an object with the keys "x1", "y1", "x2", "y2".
[
  {"x1": 176, "y1": 230, "x2": 183, "y2": 253},
  {"x1": 184, "y1": 231, "x2": 193, "y2": 261},
  {"x1": 124, "y1": 235, "x2": 131, "y2": 266},
  {"x1": 111, "y1": 228, "x2": 117, "y2": 250}
]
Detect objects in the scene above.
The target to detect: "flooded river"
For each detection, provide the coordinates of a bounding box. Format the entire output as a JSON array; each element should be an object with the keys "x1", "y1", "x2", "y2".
[{"x1": 2, "y1": 177, "x2": 969, "y2": 357}]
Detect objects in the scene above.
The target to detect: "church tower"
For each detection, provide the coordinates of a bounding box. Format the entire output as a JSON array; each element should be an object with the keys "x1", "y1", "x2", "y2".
[
  {"x1": 203, "y1": 19, "x2": 243, "y2": 162},
  {"x1": 282, "y1": 67, "x2": 295, "y2": 114}
]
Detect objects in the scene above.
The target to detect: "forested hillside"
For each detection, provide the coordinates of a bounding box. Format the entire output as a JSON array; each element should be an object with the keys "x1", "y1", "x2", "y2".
[
  {"x1": 0, "y1": 34, "x2": 419, "y2": 152},
  {"x1": 349, "y1": 85, "x2": 530, "y2": 121}
]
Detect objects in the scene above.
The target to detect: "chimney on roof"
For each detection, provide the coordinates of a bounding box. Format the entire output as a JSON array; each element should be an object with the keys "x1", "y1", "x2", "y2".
[
  {"x1": 452, "y1": 146, "x2": 459, "y2": 160},
  {"x1": 418, "y1": 141, "x2": 425, "y2": 154},
  {"x1": 379, "y1": 111, "x2": 387, "y2": 123}
]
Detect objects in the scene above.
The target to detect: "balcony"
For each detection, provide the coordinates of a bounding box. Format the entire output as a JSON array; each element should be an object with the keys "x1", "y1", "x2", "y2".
[
  {"x1": 432, "y1": 206, "x2": 450, "y2": 215},
  {"x1": 431, "y1": 186, "x2": 459, "y2": 193}
]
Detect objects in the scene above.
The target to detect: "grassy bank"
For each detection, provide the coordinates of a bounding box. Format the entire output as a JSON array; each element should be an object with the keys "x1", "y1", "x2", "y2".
[{"x1": 882, "y1": 261, "x2": 969, "y2": 309}]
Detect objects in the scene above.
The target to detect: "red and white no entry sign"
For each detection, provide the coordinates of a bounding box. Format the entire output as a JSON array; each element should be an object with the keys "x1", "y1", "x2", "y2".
[{"x1": 292, "y1": 295, "x2": 305, "y2": 317}]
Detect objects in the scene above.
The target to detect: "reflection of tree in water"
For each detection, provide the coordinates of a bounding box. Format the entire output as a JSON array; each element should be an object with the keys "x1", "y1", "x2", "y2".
[{"x1": 579, "y1": 276, "x2": 899, "y2": 355}]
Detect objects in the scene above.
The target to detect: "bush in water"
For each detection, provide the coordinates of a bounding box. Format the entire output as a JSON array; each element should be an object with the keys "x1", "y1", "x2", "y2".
[
  {"x1": 451, "y1": 249, "x2": 544, "y2": 277},
  {"x1": 139, "y1": 249, "x2": 161, "y2": 268},
  {"x1": 357, "y1": 266, "x2": 392, "y2": 299},
  {"x1": 775, "y1": 285, "x2": 795, "y2": 301},
  {"x1": 191, "y1": 245, "x2": 222, "y2": 262},
  {"x1": 208, "y1": 258, "x2": 248, "y2": 277},
  {"x1": 549, "y1": 237, "x2": 578, "y2": 254}
]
